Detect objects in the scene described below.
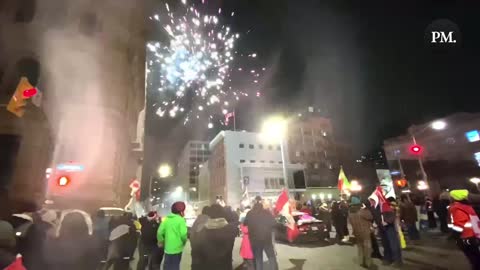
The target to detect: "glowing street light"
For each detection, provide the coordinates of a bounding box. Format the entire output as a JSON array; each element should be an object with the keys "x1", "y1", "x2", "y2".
[
  {"x1": 261, "y1": 116, "x2": 288, "y2": 183},
  {"x1": 158, "y1": 164, "x2": 172, "y2": 178},
  {"x1": 350, "y1": 180, "x2": 362, "y2": 192},
  {"x1": 431, "y1": 120, "x2": 447, "y2": 130},
  {"x1": 261, "y1": 116, "x2": 287, "y2": 141},
  {"x1": 417, "y1": 180, "x2": 429, "y2": 191}
]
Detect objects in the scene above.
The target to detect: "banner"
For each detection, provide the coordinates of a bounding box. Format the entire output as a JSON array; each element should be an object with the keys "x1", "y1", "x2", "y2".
[{"x1": 376, "y1": 169, "x2": 396, "y2": 199}]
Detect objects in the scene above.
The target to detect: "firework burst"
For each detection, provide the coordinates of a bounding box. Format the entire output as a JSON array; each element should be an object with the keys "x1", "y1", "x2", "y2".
[{"x1": 147, "y1": 0, "x2": 263, "y2": 128}]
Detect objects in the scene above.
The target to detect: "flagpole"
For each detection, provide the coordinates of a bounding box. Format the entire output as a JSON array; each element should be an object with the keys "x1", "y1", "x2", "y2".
[{"x1": 233, "y1": 108, "x2": 236, "y2": 131}]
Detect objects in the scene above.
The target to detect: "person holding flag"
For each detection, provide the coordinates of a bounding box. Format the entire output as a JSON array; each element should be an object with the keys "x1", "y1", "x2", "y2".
[{"x1": 369, "y1": 187, "x2": 402, "y2": 267}]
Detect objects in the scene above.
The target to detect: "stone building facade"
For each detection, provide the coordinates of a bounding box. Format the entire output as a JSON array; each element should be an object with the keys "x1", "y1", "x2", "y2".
[{"x1": 0, "y1": 0, "x2": 146, "y2": 211}]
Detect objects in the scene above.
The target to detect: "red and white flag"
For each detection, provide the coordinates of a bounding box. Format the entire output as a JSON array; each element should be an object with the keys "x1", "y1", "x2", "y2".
[
  {"x1": 275, "y1": 189, "x2": 299, "y2": 242},
  {"x1": 368, "y1": 186, "x2": 391, "y2": 212},
  {"x1": 225, "y1": 111, "x2": 235, "y2": 125}
]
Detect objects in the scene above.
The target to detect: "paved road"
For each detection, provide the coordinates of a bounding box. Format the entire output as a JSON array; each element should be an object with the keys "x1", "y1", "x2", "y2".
[{"x1": 131, "y1": 231, "x2": 469, "y2": 270}]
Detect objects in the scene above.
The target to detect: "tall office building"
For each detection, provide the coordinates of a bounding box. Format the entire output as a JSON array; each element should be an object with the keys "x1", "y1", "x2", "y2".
[{"x1": 177, "y1": 141, "x2": 210, "y2": 200}]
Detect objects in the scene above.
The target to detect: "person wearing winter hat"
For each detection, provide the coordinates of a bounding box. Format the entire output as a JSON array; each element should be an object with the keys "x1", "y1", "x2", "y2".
[
  {"x1": 449, "y1": 189, "x2": 480, "y2": 269},
  {"x1": 158, "y1": 202, "x2": 187, "y2": 270},
  {"x1": 0, "y1": 221, "x2": 26, "y2": 270},
  {"x1": 138, "y1": 211, "x2": 163, "y2": 270},
  {"x1": 348, "y1": 197, "x2": 374, "y2": 269}
]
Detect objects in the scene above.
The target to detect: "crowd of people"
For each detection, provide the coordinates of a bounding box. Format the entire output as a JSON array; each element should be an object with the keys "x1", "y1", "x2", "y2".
[{"x1": 1, "y1": 188, "x2": 480, "y2": 270}]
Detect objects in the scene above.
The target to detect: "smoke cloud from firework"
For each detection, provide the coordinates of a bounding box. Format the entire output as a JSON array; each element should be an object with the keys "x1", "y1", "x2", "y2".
[{"x1": 147, "y1": 1, "x2": 263, "y2": 128}]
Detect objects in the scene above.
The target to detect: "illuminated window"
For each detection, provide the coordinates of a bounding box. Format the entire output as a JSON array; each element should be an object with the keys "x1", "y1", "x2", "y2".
[{"x1": 466, "y1": 130, "x2": 480, "y2": 143}]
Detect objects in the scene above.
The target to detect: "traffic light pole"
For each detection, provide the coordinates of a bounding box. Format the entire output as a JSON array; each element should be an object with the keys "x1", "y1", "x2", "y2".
[{"x1": 410, "y1": 133, "x2": 429, "y2": 191}]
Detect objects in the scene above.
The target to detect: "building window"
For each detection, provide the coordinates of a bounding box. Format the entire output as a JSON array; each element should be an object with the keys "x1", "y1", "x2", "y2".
[
  {"x1": 268, "y1": 145, "x2": 273, "y2": 150},
  {"x1": 15, "y1": 0, "x2": 36, "y2": 23},
  {"x1": 259, "y1": 144, "x2": 264, "y2": 149},
  {"x1": 279, "y1": 178, "x2": 285, "y2": 186},
  {"x1": 295, "y1": 151, "x2": 300, "y2": 157},
  {"x1": 260, "y1": 160, "x2": 265, "y2": 163},
  {"x1": 314, "y1": 163, "x2": 319, "y2": 169},
  {"x1": 239, "y1": 143, "x2": 244, "y2": 148},
  {"x1": 249, "y1": 144, "x2": 254, "y2": 149},
  {"x1": 278, "y1": 161, "x2": 283, "y2": 164},
  {"x1": 240, "y1": 160, "x2": 245, "y2": 163},
  {"x1": 276, "y1": 145, "x2": 281, "y2": 151},
  {"x1": 270, "y1": 161, "x2": 275, "y2": 163},
  {"x1": 250, "y1": 160, "x2": 256, "y2": 163},
  {"x1": 264, "y1": 179, "x2": 270, "y2": 189}
]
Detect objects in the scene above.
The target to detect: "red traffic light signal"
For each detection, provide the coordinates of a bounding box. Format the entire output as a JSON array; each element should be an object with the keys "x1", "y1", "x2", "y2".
[
  {"x1": 57, "y1": 176, "x2": 70, "y2": 187},
  {"x1": 410, "y1": 144, "x2": 423, "y2": 155},
  {"x1": 22, "y1": 87, "x2": 38, "y2": 98}
]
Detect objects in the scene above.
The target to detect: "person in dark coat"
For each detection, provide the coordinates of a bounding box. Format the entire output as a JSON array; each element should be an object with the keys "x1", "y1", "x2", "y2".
[
  {"x1": 331, "y1": 201, "x2": 346, "y2": 243},
  {"x1": 436, "y1": 190, "x2": 451, "y2": 233},
  {"x1": 318, "y1": 203, "x2": 332, "y2": 240},
  {"x1": 244, "y1": 199, "x2": 278, "y2": 270},
  {"x1": 400, "y1": 195, "x2": 420, "y2": 241},
  {"x1": 0, "y1": 220, "x2": 26, "y2": 270},
  {"x1": 192, "y1": 204, "x2": 237, "y2": 270},
  {"x1": 44, "y1": 211, "x2": 97, "y2": 270},
  {"x1": 105, "y1": 213, "x2": 138, "y2": 270},
  {"x1": 93, "y1": 210, "x2": 110, "y2": 267},
  {"x1": 425, "y1": 197, "x2": 437, "y2": 229},
  {"x1": 138, "y1": 211, "x2": 163, "y2": 270},
  {"x1": 190, "y1": 206, "x2": 211, "y2": 270},
  {"x1": 365, "y1": 199, "x2": 383, "y2": 259},
  {"x1": 20, "y1": 210, "x2": 54, "y2": 270}
]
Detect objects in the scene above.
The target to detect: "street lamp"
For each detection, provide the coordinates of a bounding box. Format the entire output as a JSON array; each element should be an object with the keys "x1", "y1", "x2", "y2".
[
  {"x1": 408, "y1": 119, "x2": 447, "y2": 192},
  {"x1": 431, "y1": 120, "x2": 447, "y2": 130},
  {"x1": 417, "y1": 180, "x2": 429, "y2": 191},
  {"x1": 158, "y1": 164, "x2": 172, "y2": 178},
  {"x1": 350, "y1": 180, "x2": 362, "y2": 192},
  {"x1": 261, "y1": 116, "x2": 288, "y2": 186}
]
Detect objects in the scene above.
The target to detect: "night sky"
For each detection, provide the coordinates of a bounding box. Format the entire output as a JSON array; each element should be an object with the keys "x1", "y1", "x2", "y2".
[{"x1": 145, "y1": 0, "x2": 480, "y2": 174}]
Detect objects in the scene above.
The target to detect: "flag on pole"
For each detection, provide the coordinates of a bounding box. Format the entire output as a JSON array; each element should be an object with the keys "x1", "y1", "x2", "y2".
[
  {"x1": 337, "y1": 167, "x2": 351, "y2": 191},
  {"x1": 275, "y1": 189, "x2": 299, "y2": 242},
  {"x1": 225, "y1": 111, "x2": 235, "y2": 126},
  {"x1": 368, "y1": 186, "x2": 391, "y2": 212}
]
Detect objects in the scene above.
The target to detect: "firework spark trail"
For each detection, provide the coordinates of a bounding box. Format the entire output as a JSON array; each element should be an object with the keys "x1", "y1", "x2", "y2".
[{"x1": 147, "y1": 0, "x2": 264, "y2": 128}]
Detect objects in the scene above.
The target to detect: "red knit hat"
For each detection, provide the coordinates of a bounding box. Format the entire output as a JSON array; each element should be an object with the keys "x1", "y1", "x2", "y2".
[{"x1": 171, "y1": 201, "x2": 186, "y2": 214}]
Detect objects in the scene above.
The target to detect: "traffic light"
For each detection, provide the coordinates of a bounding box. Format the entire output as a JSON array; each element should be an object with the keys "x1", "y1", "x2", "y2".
[
  {"x1": 57, "y1": 176, "x2": 70, "y2": 187},
  {"x1": 6, "y1": 77, "x2": 38, "y2": 117},
  {"x1": 409, "y1": 144, "x2": 423, "y2": 155}
]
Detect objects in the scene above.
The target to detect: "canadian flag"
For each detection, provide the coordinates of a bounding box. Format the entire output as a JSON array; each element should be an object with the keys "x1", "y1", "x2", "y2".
[
  {"x1": 225, "y1": 111, "x2": 235, "y2": 126},
  {"x1": 275, "y1": 189, "x2": 299, "y2": 242},
  {"x1": 369, "y1": 186, "x2": 391, "y2": 213}
]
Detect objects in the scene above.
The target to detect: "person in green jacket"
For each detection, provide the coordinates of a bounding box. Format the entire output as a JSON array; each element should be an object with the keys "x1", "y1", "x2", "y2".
[{"x1": 157, "y1": 201, "x2": 188, "y2": 270}]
